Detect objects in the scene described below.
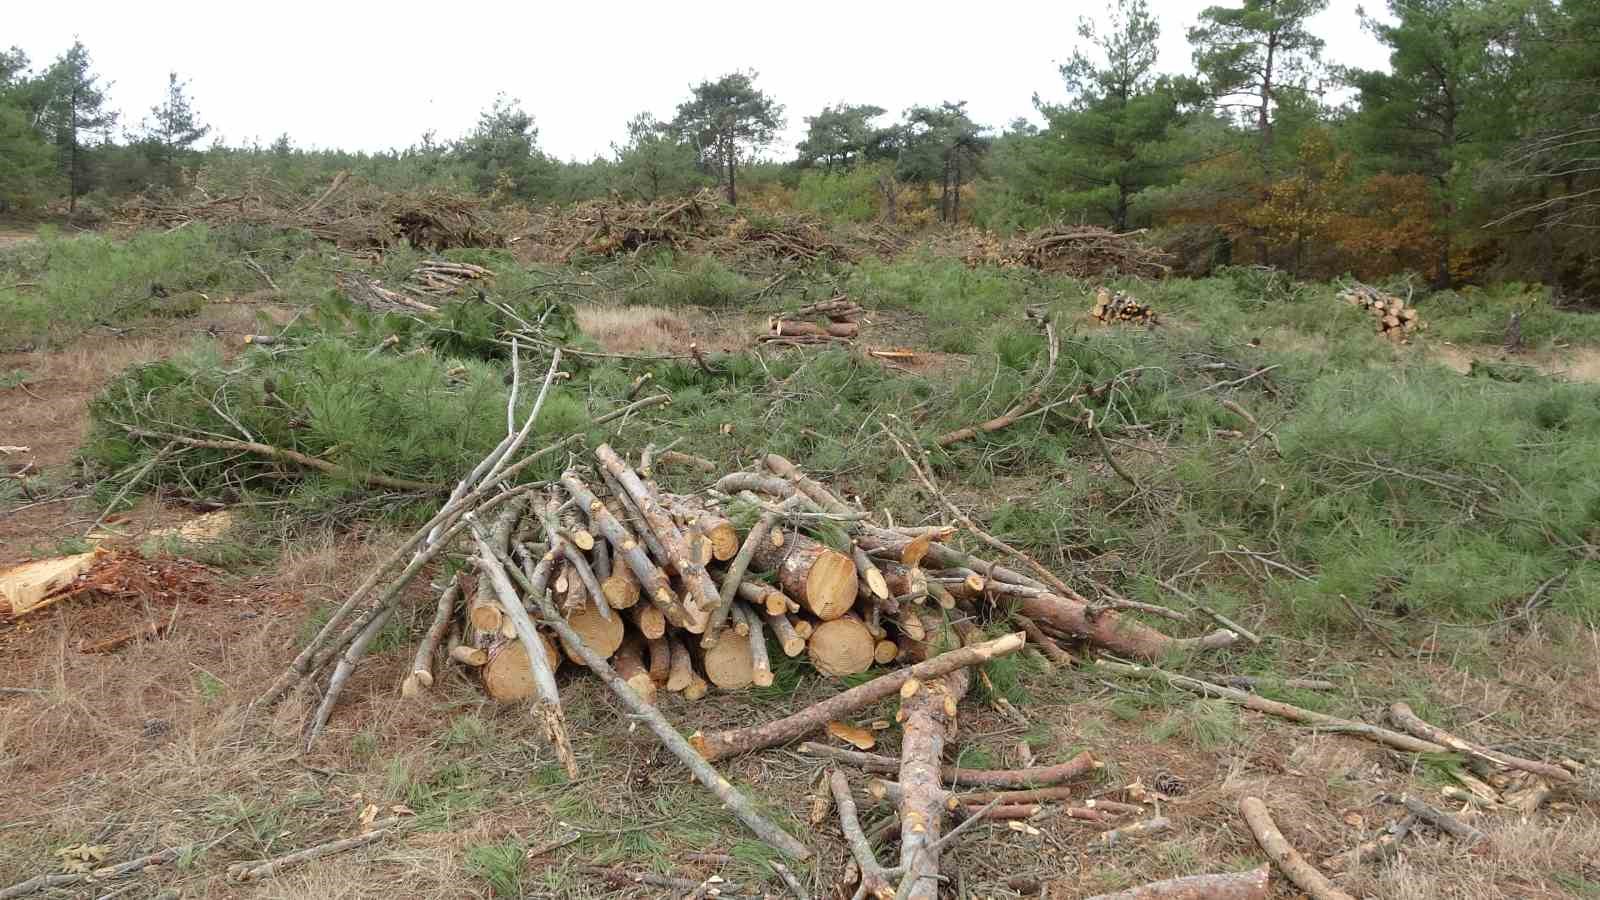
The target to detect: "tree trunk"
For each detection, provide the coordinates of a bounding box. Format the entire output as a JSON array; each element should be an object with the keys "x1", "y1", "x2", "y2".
[{"x1": 725, "y1": 134, "x2": 738, "y2": 206}]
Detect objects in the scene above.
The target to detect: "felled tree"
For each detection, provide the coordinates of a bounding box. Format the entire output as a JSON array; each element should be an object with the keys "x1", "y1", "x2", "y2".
[{"x1": 671, "y1": 70, "x2": 785, "y2": 206}]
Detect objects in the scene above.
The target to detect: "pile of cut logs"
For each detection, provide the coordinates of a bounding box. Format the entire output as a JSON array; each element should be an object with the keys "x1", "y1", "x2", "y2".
[
  {"x1": 252, "y1": 350, "x2": 1243, "y2": 892},
  {"x1": 1091, "y1": 286, "x2": 1160, "y2": 326},
  {"x1": 1339, "y1": 282, "x2": 1423, "y2": 341},
  {"x1": 762, "y1": 296, "x2": 863, "y2": 347}
]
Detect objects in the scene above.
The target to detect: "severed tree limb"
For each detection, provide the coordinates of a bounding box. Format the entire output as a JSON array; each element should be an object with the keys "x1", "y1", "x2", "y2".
[
  {"x1": 1324, "y1": 815, "x2": 1415, "y2": 872},
  {"x1": 1389, "y1": 702, "x2": 1576, "y2": 783},
  {"x1": 705, "y1": 493, "x2": 806, "y2": 644},
  {"x1": 306, "y1": 605, "x2": 392, "y2": 747},
  {"x1": 738, "y1": 601, "x2": 774, "y2": 687},
  {"x1": 832, "y1": 771, "x2": 896, "y2": 900},
  {"x1": 402, "y1": 575, "x2": 462, "y2": 698},
  {"x1": 763, "y1": 452, "x2": 857, "y2": 515},
  {"x1": 117, "y1": 427, "x2": 449, "y2": 493},
  {"x1": 1389, "y1": 794, "x2": 1487, "y2": 845},
  {"x1": 800, "y1": 743, "x2": 1100, "y2": 788},
  {"x1": 468, "y1": 511, "x2": 577, "y2": 778},
  {"x1": 897, "y1": 668, "x2": 968, "y2": 900},
  {"x1": 1240, "y1": 797, "x2": 1356, "y2": 900},
  {"x1": 523, "y1": 564, "x2": 811, "y2": 859},
  {"x1": 229, "y1": 819, "x2": 406, "y2": 882},
  {"x1": 934, "y1": 311, "x2": 1059, "y2": 447},
  {"x1": 0, "y1": 843, "x2": 203, "y2": 900},
  {"x1": 690, "y1": 633, "x2": 1027, "y2": 761},
  {"x1": 1012, "y1": 614, "x2": 1073, "y2": 667},
  {"x1": 1097, "y1": 660, "x2": 1447, "y2": 755},
  {"x1": 1081, "y1": 866, "x2": 1271, "y2": 900},
  {"x1": 538, "y1": 496, "x2": 610, "y2": 622}
]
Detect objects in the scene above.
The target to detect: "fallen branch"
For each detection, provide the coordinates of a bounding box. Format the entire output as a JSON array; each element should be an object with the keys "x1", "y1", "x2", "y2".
[
  {"x1": 690, "y1": 633, "x2": 1026, "y2": 761},
  {"x1": 934, "y1": 312, "x2": 1058, "y2": 447},
  {"x1": 117, "y1": 427, "x2": 448, "y2": 493},
  {"x1": 402, "y1": 575, "x2": 462, "y2": 697},
  {"x1": 1239, "y1": 797, "x2": 1355, "y2": 900},
  {"x1": 800, "y1": 743, "x2": 1099, "y2": 788},
  {"x1": 1082, "y1": 866, "x2": 1270, "y2": 900},
  {"x1": 0, "y1": 843, "x2": 198, "y2": 900},
  {"x1": 1097, "y1": 660, "x2": 1446, "y2": 755},
  {"x1": 229, "y1": 819, "x2": 405, "y2": 882},
  {"x1": 1389, "y1": 702, "x2": 1576, "y2": 783},
  {"x1": 832, "y1": 771, "x2": 895, "y2": 900},
  {"x1": 1389, "y1": 794, "x2": 1488, "y2": 846}
]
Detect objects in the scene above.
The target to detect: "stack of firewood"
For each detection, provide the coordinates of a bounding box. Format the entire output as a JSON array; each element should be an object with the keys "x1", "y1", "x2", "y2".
[
  {"x1": 760, "y1": 296, "x2": 864, "y2": 347},
  {"x1": 1339, "y1": 282, "x2": 1423, "y2": 342},
  {"x1": 1090, "y1": 286, "x2": 1160, "y2": 326},
  {"x1": 405, "y1": 259, "x2": 495, "y2": 296}
]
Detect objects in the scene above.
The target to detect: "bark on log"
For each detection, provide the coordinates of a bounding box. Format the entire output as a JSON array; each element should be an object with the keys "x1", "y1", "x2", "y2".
[
  {"x1": 1239, "y1": 797, "x2": 1356, "y2": 900},
  {"x1": 690, "y1": 632, "x2": 1026, "y2": 761},
  {"x1": 450, "y1": 644, "x2": 488, "y2": 666},
  {"x1": 1389, "y1": 702, "x2": 1575, "y2": 783},
  {"x1": 596, "y1": 444, "x2": 716, "y2": 632},
  {"x1": 628, "y1": 600, "x2": 667, "y2": 640},
  {"x1": 614, "y1": 637, "x2": 657, "y2": 705},
  {"x1": 646, "y1": 635, "x2": 672, "y2": 686},
  {"x1": 738, "y1": 602, "x2": 775, "y2": 687},
  {"x1": 705, "y1": 494, "x2": 805, "y2": 645},
  {"x1": 766, "y1": 609, "x2": 807, "y2": 657},
  {"x1": 763, "y1": 453, "x2": 857, "y2": 515},
  {"x1": 808, "y1": 614, "x2": 877, "y2": 677},
  {"x1": 1081, "y1": 867, "x2": 1271, "y2": 900},
  {"x1": 752, "y1": 531, "x2": 858, "y2": 620},
  {"x1": 666, "y1": 634, "x2": 695, "y2": 692},
  {"x1": 898, "y1": 664, "x2": 969, "y2": 900},
  {"x1": 482, "y1": 634, "x2": 563, "y2": 702}
]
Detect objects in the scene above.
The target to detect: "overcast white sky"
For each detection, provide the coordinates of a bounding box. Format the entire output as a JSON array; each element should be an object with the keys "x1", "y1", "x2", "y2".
[{"x1": 9, "y1": 0, "x2": 1391, "y2": 161}]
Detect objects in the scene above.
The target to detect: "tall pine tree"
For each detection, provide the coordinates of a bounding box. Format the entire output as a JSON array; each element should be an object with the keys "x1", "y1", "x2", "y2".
[{"x1": 38, "y1": 41, "x2": 117, "y2": 213}]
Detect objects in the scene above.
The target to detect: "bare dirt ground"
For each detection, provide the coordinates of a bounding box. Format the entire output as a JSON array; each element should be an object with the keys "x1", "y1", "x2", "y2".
[
  {"x1": 3, "y1": 317, "x2": 1598, "y2": 899},
  {"x1": 1430, "y1": 341, "x2": 1600, "y2": 382}
]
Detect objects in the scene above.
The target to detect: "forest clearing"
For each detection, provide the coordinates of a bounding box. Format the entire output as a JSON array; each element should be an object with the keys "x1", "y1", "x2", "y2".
[{"x1": 3, "y1": 0, "x2": 1600, "y2": 897}]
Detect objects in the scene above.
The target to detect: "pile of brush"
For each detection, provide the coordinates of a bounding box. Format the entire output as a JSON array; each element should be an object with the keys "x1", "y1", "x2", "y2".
[
  {"x1": 1090, "y1": 286, "x2": 1160, "y2": 326},
  {"x1": 761, "y1": 296, "x2": 864, "y2": 347},
  {"x1": 1339, "y1": 282, "x2": 1423, "y2": 342}
]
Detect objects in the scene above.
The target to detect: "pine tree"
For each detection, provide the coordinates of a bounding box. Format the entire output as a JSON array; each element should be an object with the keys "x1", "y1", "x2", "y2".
[
  {"x1": 142, "y1": 72, "x2": 210, "y2": 172},
  {"x1": 671, "y1": 71, "x2": 784, "y2": 205},
  {"x1": 611, "y1": 112, "x2": 703, "y2": 201},
  {"x1": 898, "y1": 102, "x2": 989, "y2": 223},
  {"x1": 1189, "y1": 0, "x2": 1327, "y2": 162},
  {"x1": 37, "y1": 41, "x2": 117, "y2": 213}
]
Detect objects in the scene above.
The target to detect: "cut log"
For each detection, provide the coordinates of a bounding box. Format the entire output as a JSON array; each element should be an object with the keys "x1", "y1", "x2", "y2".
[
  {"x1": 558, "y1": 599, "x2": 625, "y2": 665},
  {"x1": 613, "y1": 637, "x2": 657, "y2": 705},
  {"x1": 752, "y1": 532, "x2": 858, "y2": 621},
  {"x1": 601, "y1": 565, "x2": 640, "y2": 609},
  {"x1": 628, "y1": 600, "x2": 667, "y2": 640},
  {"x1": 700, "y1": 626, "x2": 755, "y2": 689},
  {"x1": 666, "y1": 634, "x2": 695, "y2": 692},
  {"x1": 899, "y1": 665, "x2": 969, "y2": 900},
  {"x1": 402, "y1": 576, "x2": 462, "y2": 697},
  {"x1": 691, "y1": 633, "x2": 1025, "y2": 761},
  {"x1": 765, "y1": 610, "x2": 807, "y2": 657},
  {"x1": 808, "y1": 614, "x2": 877, "y2": 677},
  {"x1": 482, "y1": 634, "x2": 563, "y2": 702},
  {"x1": 561, "y1": 472, "x2": 683, "y2": 624},
  {"x1": 874, "y1": 639, "x2": 899, "y2": 665},
  {"x1": 1240, "y1": 797, "x2": 1355, "y2": 900},
  {"x1": 801, "y1": 743, "x2": 1100, "y2": 788},
  {"x1": 683, "y1": 673, "x2": 710, "y2": 700},
  {"x1": 738, "y1": 602, "x2": 774, "y2": 687},
  {"x1": 646, "y1": 635, "x2": 672, "y2": 686},
  {"x1": 450, "y1": 644, "x2": 488, "y2": 667},
  {"x1": 705, "y1": 494, "x2": 806, "y2": 645}
]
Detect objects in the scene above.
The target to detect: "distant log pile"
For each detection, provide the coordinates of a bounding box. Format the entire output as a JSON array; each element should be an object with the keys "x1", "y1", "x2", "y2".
[
  {"x1": 1091, "y1": 286, "x2": 1161, "y2": 326},
  {"x1": 1009, "y1": 226, "x2": 1172, "y2": 279},
  {"x1": 116, "y1": 172, "x2": 505, "y2": 251},
  {"x1": 1339, "y1": 282, "x2": 1424, "y2": 342},
  {"x1": 761, "y1": 296, "x2": 864, "y2": 347}
]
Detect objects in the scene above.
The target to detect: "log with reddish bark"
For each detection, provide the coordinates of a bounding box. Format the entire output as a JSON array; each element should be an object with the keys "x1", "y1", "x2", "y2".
[
  {"x1": 898, "y1": 665, "x2": 970, "y2": 900},
  {"x1": 689, "y1": 632, "x2": 1026, "y2": 761},
  {"x1": 768, "y1": 318, "x2": 859, "y2": 339},
  {"x1": 751, "y1": 530, "x2": 858, "y2": 620}
]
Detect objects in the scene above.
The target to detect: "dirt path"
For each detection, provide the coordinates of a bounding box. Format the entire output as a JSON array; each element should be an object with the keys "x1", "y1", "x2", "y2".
[{"x1": 1431, "y1": 340, "x2": 1600, "y2": 382}]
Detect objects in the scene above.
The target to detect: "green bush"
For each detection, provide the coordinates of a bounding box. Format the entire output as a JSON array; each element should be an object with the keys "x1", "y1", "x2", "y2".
[{"x1": 625, "y1": 254, "x2": 750, "y2": 307}]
